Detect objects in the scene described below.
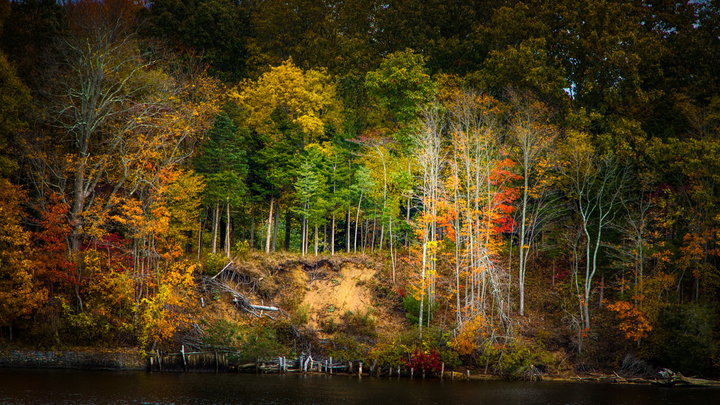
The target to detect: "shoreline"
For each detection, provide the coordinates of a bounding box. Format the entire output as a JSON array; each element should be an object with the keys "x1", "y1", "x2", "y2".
[
  {"x1": 0, "y1": 349, "x2": 145, "y2": 371},
  {"x1": 1, "y1": 349, "x2": 719, "y2": 388}
]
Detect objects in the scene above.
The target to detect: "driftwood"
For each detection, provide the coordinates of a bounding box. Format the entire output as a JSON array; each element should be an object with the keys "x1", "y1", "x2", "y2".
[
  {"x1": 568, "y1": 369, "x2": 720, "y2": 387},
  {"x1": 206, "y1": 272, "x2": 279, "y2": 318},
  {"x1": 653, "y1": 369, "x2": 720, "y2": 387}
]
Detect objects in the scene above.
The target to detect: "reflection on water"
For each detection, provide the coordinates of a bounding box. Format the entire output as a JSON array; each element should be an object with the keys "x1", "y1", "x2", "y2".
[{"x1": 0, "y1": 369, "x2": 718, "y2": 405}]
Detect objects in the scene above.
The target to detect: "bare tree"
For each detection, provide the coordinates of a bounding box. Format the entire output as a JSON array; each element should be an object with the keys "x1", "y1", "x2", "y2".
[
  {"x1": 561, "y1": 131, "x2": 626, "y2": 331},
  {"x1": 413, "y1": 103, "x2": 445, "y2": 333},
  {"x1": 507, "y1": 92, "x2": 559, "y2": 316}
]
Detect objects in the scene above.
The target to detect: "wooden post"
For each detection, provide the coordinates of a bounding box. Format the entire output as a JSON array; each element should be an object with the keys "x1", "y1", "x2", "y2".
[
  {"x1": 411, "y1": 367, "x2": 414, "y2": 379},
  {"x1": 181, "y1": 345, "x2": 187, "y2": 372},
  {"x1": 329, "y1": 357, "x2": 333, "y2": 375},
  {"x1": 215, "y1": 351, "x2": 219, "y2": 373},
  {"x1": 441, "y1": 362, "x2": 445, "y2": 379},
  {"x1": 157, "y1": 349, "x2": 163, "y2": 372},
  {"x1": 466, "y1": 370, "x2": 470, "y2": 379},
  {"x1": 358, "y1": 362, "x2": 363, "y2": 378}
]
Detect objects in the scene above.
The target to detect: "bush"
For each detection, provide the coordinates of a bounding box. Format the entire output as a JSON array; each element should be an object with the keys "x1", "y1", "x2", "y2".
[
  {"x1": 328, "y1": 334, "x2": 368, "y2": 361},
  {"x1": 341, "y1": 310, "x2": 377, "y2": 338},
  {"x1": 402, "y1": 296, "x2": 437, "y2": 326},
  {"x1": 398, "y1": 327, "x2": 461, "y2": 369},
  {"x1": 291, "y1": 304, "x2": 310, "y2": 325},
  {"x1": 202, "y1": 319, "x2": 286, "y2": 361},
  {"x1": 476, "y1": 340, "x2": 548, "y2": 379},
  {"x1": 368, "y1": 339, "x2": 407, "y2": 367},
  {"x1": 643, "y1": 304, "x2": 718, "y2": 376},
  {"x1": 406, "y1": 348, "x2": 443, "y2": 374},
  {"x1": 202, "y1": 253, "x2": 229, "y2": 276}
]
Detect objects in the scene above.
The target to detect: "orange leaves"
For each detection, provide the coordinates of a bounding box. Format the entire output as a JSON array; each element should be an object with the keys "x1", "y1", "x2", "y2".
[
  {"x1": 452, "y1": 314, "x2": 489, "y2": 355},
  {"x1": 607, "y1": 300, "x2": 652, "y2": 342}
]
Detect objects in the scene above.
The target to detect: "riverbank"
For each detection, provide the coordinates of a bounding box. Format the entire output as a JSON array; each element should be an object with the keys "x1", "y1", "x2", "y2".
[
  {"x1": 0, "y1": 348, "x2": 145, "y2": 370},
  {"x1": 2, "y1": 348, "x2": 719, "y2": 388}
]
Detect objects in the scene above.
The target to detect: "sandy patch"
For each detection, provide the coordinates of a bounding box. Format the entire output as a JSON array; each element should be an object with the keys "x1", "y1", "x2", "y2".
[{"x1": 300, "y1": 263, "x2": 376, "y2": 330}]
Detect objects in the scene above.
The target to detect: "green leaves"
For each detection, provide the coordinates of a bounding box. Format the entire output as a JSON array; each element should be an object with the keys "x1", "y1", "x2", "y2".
[
  {"x1": 195, "y1": 113, "x2": 249, "y2": 205},
  {"x1": 365, "y1": 49, "x2": 437, "y2": 126}
]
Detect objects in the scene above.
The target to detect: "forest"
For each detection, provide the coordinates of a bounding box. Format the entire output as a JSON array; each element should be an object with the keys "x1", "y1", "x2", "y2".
[{"x1": 0, "y1": 0, "x2": 719, "y2": 378}]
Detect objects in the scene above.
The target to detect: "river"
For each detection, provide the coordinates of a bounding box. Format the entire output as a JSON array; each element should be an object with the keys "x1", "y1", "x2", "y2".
[{"x1": 1, "y1": 369, "x2": 718, "y2": 404}]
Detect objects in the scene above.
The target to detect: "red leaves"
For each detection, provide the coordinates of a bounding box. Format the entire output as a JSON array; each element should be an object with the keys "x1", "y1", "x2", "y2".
[
  {"x1": 35, "y1": 195, "x2": 78, "y2": 289},
  {"x1": 405, "y1": 349, "x2": 443, "y2": 373},
  {"x1": 490, "y1": 158, "x2": 521, "y2": 235}
]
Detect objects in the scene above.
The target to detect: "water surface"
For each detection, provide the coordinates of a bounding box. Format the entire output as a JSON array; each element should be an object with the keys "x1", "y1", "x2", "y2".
[{"x1": 1, "y1": 369, "x2": 717, "y2": 404}]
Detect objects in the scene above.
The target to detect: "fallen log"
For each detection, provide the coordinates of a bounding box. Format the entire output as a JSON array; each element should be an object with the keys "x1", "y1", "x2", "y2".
[{"x1": 654, "y1": 375, "x2": 720, "y2": 387}]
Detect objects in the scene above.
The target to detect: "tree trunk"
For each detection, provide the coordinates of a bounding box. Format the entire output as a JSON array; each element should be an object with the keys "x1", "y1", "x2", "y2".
[
  {"x1": 518, "y1": 167, "x2": 529, "y2": 316},
  {"x1": 284, "y1": 210, "x2": 292, "y2": 250},
  {"x1": 272, "y1": 204, "x2": 279, "y2": 252},
  {"x1": 265, "y1": 197, "x2": 275, "y2": 254},
  {"x1": 314, "y1": 225, "x2": 319, "y2": 256},
  {"x1": 225, "y1": 199, "x2": 231, "y2": 258},
  {"x1": 354, "y1": 193, "x2": 363, "y2": 253},
  {"x1": 250, "y1": 204, "x2": 256, "y2": 248},
  {"x1": 212, "y1": 202, "x2": 220, "y2": 254},
  {"x1": 197, "y1": 219, "x2": 203, "y2": 260},
  {"x1": 302, "y1": 211, "x2": 307, "y2": 256},
  {"x1": 346, "y1": 208, "x2": 351, "y2": 253},
  {"x1": 331, "y1": 214, "x2": 336, "y2": 255}
]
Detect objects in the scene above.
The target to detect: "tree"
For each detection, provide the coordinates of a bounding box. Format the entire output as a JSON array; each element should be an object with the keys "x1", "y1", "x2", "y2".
[
  {"x1": 444, "y1": 90, "x2": 516, "y2": 336},
  {"x1": 560, "y1": 130, "x2": 626, "y2": 334},
  {"x1": 0, "y1": 179, "x2": 47, "y2": 340},
  {"x1": 413, "y1": 103, "x2": 445, "y2": 331},
  {"x1": 294, "y1": 146, "x2": 329, "y2": 256},
  {"x1": 506, "y1": 92, "x2": 559, "y2": 316},
  {"x1": 231, "y1": 59, "x2": 341, "y2": 253},
  {"x1": 0, "y1": 51, "x2": 31, "y2": 176},
  {"x1": 195, "y1": 113, "x2": 248, "y2": 256},
  {"x1": 17, "y1": 0, "x2": 220, "y2": 315},
  {"x1": 141, "y1": 0, "x2": 250, "y2": 81},
  {"x1": 365, "y1": 49, "x2": 436, "y2": 129}
]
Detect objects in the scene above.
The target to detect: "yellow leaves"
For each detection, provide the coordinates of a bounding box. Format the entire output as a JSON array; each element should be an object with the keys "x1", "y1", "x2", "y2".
[
  {"x1": 231, "y1": 59, "x2": 341, "y2": 139},
  {"x1": 0, "y1": 179, "x2": 47, "y2": 326},
  {"x1": 137, "y1": 260, "x2": 199, "y2": 349}
]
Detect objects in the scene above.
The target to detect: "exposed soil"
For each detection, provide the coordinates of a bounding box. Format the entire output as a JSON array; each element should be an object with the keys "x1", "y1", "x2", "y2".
[{"x1": 300, "y1": 263, "x2": 376, "y2": 332}]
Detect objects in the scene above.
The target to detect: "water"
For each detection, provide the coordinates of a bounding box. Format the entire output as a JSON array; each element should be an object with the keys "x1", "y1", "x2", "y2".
[{"x1": 0, "y1": 369, "x2": 718, "y2": 405}]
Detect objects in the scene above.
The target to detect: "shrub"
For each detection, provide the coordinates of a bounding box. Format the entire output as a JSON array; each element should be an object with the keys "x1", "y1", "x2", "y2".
[
  {"x1": 291, "y1": 304, "x2": 310, "y2": 325},
  {"x1": 202, "y1": 252, "x2": 229, "y2": 276},
  {"x1": 398, "y1": 327, "x2": 461, "y2": 369},
  {"x1": 341, "y1": 310, "x2": 377, "y2": 338},
  {"x1": 202, "y1": 319, "x2": 286, "y2": 361},
  {"x1": 643, "y1": 304, "x2": 718, "y2": 376},
  {"x1": 476, "y1": 340, "x2": 548, "y2": 379},
  {"x1": 328, "y1": 334, "x2": 368, "y2": 360},
  {"x1": 402, "y1": 296, "x2": 436, "y2": 325},
  {"x1": 406, "y1": 348, "x2": 443, "y2": 374},
  {"x1": 368, "y1": 339, "x2": 407, "y2": 367}
]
